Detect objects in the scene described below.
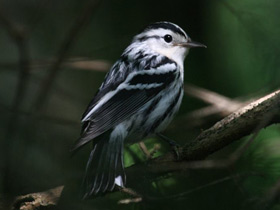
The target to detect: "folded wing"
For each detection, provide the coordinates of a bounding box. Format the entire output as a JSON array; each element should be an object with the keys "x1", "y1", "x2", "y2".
[{"x1": 71, "y1": 60, "x2": 178, "y2": 152}]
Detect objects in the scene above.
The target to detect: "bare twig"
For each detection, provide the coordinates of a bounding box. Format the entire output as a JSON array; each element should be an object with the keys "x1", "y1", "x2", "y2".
[
  {"x1": 149, "y1": 172, "x2": 262, "y2": 201},
  {"x1": 138, "y1": 142, "x2": 151, "y2": 159},
  {"x1": 0, "y1": 58, "x2": 111, "y2": 72},
  {"x1": 0, "y1": 9, "x2": 30, "y2": 110},
  {"x1": 163, "y1": 175, "x2": 236, "y2": 199},
  {"x1": 120, "y1": 187, "x2": 141, "y2": 198},
  {"x1": 129, "y1": 89, "x2": 280, "y2": 174},
  {"x1": 181, "y1": 84, "x2": 246, "y2": 128},
  {"x1": 32, "y1": 0, "x2": 101, "y2": 114},
  {"x1": 63, "y1": 58, "x2": 110, "y2": 72},
  {"x1": 185, "y1": 84, "x2": 243, "y2": 110},
  {"x1": 0, "y1": 104, "x2": 80, "y2": 127},
  {"x1": 118, "y1": 188, "x2": 142, "y2": 204},
  {"x1": 12, "y1": 186, "x2": 64, "y2": 210},
  {"x1": 138, "y1": 142, "x2": 160, "y2": 160},
  {"x1": 0, "y1": 8, "x2": 31, "y2": 195},
  {"x1": 150, "y1": 144, "x2": 161, "y2": 158},
  {"x1": 10, "y1": 89, "x2": 280, "y2": 207},
  {"x1": 118, "y1": 197, "x2": 142, "y2": 204}
]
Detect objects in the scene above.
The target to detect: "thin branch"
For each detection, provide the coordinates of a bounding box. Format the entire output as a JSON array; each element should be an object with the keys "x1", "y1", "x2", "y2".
[
  {"x1": 129, "y1": 89, "x2": 280, "y2": 174},
  {"x1": 63, "y1": 58, "x2": 110, "y2": 72},
  {"x1": 184, "y1": 89, "x2": 280, "y2": 159},
  {"x1": 32, "y1": 0, "x2": 101, "y2": 114},
  {"x1": 10, "y1": 89, "x2": 280, "y2": 207},
  {"x1": 0, "y1": 58, "x2": 111, "y2": 72},
  {"x1": 0, "y1": 8, "x2": 32, "y2": 196},
  {"x1": 138, "y1": 142, "x2": 151, "y2": 159},
  {"x1": 185, "y1": 84, "x2": 242, "y2": 109},
  {"x1": 148, "y1": 172, "x2": 262, "y2": 201},
  {"x1": 150, "y1": 144, "x2": 161, "y2": 158},
  {"x1": 118, "y1": 188, "x2": 142, "y2": 204},
  {"x1": 146, "y1": 109, "x2": 270, "y2": 174},
  {"x1": 138, "y1": 142, "x2": 161, "y2": 160},
  {"x1": 0, "y1": 104, "x2": 80, "y2": 127},
  {"x1": 118, "y1": 197, "x2": 142, "y2": 204},
  {"x1": 12, "y1": 186, "x2": 64, "y2": 210},
  {"x1": 181, "y1": 84, "x2": 246, "y2": 128},
  {"x1": 0, "y1": 9, "x2": 30, "y2": 110}
]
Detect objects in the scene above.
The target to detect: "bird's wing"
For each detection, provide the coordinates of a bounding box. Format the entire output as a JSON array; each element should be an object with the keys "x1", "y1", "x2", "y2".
[
  {"x1": 71, "y1": 57, "x2": 178, "y2": 152},
  {"x1": 81, "y1": 60, "x2": 129, "y2": 121}
]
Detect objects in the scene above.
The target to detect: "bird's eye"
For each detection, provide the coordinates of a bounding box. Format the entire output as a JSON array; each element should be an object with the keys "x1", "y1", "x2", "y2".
[{"x1": 164, "y1": 34, "x2": 173, "y2": 43}]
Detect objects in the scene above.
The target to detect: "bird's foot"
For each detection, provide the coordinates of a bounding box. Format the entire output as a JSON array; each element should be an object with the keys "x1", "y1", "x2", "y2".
[{"x1": 157, "y1": 133, "x2": 181, "y2": 160}]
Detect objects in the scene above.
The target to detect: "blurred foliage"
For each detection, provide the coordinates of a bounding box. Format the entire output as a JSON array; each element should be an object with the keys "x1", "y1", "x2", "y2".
[{"x1": 0, "y1": 0, "x2": 280, "y2": 209}]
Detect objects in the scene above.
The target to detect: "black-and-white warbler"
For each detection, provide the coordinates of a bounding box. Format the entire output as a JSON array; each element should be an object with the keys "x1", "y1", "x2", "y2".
[{"x1": 71, "y1": 21, "x2": 206, "y2": 198}]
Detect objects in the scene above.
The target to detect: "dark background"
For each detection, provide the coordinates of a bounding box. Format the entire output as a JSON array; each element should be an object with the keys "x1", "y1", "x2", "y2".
[{"x1": 0, "y1": 0, "x2": 280, "y2": 209}]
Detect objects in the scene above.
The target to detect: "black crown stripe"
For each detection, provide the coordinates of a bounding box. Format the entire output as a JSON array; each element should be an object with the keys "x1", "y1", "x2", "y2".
[{"x1": 145, "y1": 22, "x2": 187, "y2": 39}]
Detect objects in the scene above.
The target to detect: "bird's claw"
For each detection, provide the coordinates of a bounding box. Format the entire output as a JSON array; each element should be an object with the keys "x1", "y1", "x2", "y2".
[
  {"x1": 171, "y1": 142, "x2": 181, "y2": 161},
  {"x1": 157, "y1": 133, "x2": 181, "y2": 160}
]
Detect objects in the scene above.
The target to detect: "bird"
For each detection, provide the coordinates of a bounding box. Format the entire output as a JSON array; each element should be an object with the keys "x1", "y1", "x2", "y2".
[{"x1": 71, "y1": 21, "x2": 206, "y2": 198}]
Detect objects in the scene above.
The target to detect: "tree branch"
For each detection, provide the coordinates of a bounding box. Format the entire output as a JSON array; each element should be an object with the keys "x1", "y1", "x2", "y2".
[
  {"x1": 0, "y1": 9, "x2": 30, "y2": 110},
  {"x1": 0, "y1": 8, "x2": 32, "y2": 195},
  {"x1": 181, "y1": 84, "x2": 246, "y2": 128},
  {"x1": 9, "y1": 89, "x2": 280, "y2": 209},
  {"x1": 128, "y1": 89, "x2": 280, "y2": 175},
  {"x1": 11, "y1": 186, "x2": 64, "y2": 210},
  {"x1": 32, "y1": 0, "x2": 101, "y2": 114}
]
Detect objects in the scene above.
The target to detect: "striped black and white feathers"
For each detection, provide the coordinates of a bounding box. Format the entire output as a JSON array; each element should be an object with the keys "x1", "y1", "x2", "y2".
[{"x1": 71, "y1": 21, "x2": 206, "y2": 198}]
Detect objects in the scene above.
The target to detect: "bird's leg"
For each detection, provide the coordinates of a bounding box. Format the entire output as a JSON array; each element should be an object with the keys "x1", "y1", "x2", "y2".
[{"x1": 156, "y1": 133, "x2": 180, "y2": 160}]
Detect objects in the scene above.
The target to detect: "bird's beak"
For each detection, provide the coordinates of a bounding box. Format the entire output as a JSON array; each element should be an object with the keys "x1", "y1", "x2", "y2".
[{"x1": 176, "y1": 40, "x2": 207, "y2": 48}]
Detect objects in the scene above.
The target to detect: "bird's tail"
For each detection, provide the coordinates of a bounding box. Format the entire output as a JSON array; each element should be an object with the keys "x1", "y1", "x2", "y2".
[{"x1": 82, "y1": 131, "x2": 126, "y2": 198}]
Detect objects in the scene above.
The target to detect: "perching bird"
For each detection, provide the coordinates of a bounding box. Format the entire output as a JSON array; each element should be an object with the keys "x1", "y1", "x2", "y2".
[{"x1": 71, "y1": 21, "x2": 206, "y2": 198}]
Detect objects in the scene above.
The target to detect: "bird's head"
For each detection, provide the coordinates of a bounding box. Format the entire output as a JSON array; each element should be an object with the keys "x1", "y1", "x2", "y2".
[{"x1": 133, "y1": 21, "x2": 206, "y2": 66}]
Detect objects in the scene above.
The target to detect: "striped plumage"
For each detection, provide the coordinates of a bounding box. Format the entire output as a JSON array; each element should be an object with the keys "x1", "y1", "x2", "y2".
[{"x1": 71, "y1": 22, "x2": 206, "y2": 198}]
